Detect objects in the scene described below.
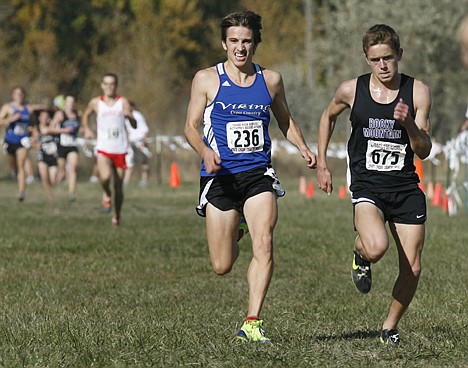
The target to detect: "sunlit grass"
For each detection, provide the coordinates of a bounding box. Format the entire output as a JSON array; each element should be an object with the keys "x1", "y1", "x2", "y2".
[{"x1": 0, "y1": 176, "x2": 466, "y2": 367}]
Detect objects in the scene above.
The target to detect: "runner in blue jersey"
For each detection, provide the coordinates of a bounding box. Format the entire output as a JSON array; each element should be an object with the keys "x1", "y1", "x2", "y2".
[
  {"x1": 185, "y1": 10, "x2": 316, "y2": 342},
  {"x1": 316, "y1": 24, "x2": 432, "y2": 345},
  {"x1": 0, "y1": 86, "x2": 46, "y2": 201}
]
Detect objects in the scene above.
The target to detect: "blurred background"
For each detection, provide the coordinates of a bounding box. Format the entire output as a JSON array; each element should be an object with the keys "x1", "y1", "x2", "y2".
[{"x1": 0, "y1": 0, "x2": 466, "y2": 185}]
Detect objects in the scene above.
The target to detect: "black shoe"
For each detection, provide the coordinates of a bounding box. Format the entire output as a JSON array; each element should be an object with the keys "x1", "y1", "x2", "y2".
[
  {"x1": 380, "y1": 328, "x2": 400, "y2": 345},
  {"x1": 351, "y1": 250, "x2": 372, "y2": 293},
  {"x1": 237, "y1": 216, "x2": 249, "y2": 242}
]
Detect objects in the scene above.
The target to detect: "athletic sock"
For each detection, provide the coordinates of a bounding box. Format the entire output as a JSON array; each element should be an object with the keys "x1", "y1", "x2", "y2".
[{"x1": 246, "y1": 316, "x2": 260, "y2": 322}]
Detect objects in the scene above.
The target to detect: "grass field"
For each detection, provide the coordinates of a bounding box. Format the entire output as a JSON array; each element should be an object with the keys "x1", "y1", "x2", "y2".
[{"x1": 0, "y1": 176, "x2": 467, "y2": 367}]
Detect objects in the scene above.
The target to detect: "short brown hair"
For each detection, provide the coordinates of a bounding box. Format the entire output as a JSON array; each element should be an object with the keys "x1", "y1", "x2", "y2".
[
  {"x1": 362, "y1": 24, "x2": 400, "y2": 56},
  {"x1": 103, "y1": 72, "x2": 119, "y2": 85},
  {"x1": 220, "y1": 10, "x2": 262, "y2": 46}
]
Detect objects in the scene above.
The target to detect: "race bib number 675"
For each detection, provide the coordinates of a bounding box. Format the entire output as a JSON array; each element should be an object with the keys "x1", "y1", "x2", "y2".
[
  {"x1": 365, "y1": 140, "x2": 406, "y2": 171},
  {"x1": 227, "y1": 120, "x2": 264, "y2": 153}
]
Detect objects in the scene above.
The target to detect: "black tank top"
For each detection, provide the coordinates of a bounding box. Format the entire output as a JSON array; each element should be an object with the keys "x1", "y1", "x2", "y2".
[{"x1": 347, "y1": 73, "x2": 419, "y2": 193}]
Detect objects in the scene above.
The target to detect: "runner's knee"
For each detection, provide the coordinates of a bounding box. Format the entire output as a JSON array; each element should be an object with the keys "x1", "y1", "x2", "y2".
[
  {"x1": 403, "y1": 263, "x2": 422, "y2": 280},
  {"x1": 359, "y1": 236, "x2": 388, "y2": 262},
  {"x1": 211, "y1": 260, "x2": 233, "y2": 276},
  {"x1": 252, "y1": 233, "x2": 273, "y2": 261}
]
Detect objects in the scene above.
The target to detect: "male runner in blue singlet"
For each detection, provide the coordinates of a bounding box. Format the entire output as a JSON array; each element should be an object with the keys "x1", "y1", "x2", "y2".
[
  {"x1": 316, "y1": 24, "x2": 432, "y2": 345},
  {"x1": 184, "y1": 10, "x2": 317, "y2": 342}
]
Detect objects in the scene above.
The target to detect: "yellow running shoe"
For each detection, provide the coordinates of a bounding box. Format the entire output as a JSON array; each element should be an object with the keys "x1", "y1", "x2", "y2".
[
  {"x1": 352, "y1": 250, "x2": 372, "y2": 294},
  {"x1": 380, "y1": 328, "x2": 400, "y2": 345}
]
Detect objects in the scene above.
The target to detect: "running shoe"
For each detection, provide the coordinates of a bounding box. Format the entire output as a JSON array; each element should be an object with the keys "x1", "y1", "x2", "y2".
[
  {"x1": 237, "y1": 216, "x2": 249, "y2": 242},
  {"x1": 236, "y1": 319, "x2": 270, "y2": 343},
  {"x1": 351, "y1": 250, "x2": 372, "y2": 293},
  {"x1": 18, "y1": 192, "x2": 25, "y2": 202},
  {"x1": 380, "y1": 328, "x2": 400, "y2": 345},
  {"x1": 101, "y1": 194, "x2": 112, "y2": 213},
  {"x1": 112, "y1": 215, "x2": 120, "y2": 227}
]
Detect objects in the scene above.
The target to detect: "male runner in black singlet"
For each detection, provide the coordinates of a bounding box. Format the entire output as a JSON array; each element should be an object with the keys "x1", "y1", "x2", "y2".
[{"x1": 316, "y1": 24, "x2": 432, "y2": 345}]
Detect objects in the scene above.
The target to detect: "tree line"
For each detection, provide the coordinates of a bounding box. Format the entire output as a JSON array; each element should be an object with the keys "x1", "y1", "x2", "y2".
[{"x1": 0, "y1": 0, "x2": 466, "y2": 141}]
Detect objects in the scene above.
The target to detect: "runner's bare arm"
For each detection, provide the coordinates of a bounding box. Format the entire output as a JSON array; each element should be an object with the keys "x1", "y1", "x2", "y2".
[
  {"x1": 82, "y1": 98, "x2": 98, "y2": 140},
  {"x1": 184, "y1": 68, "x2": 222, "y2": 174},
  {"x1": 317, "y1": 79, "x2": 356, "y2": 194},
  {"x1": 394, "y1": 80, "x2": 432, "y2": 159}
]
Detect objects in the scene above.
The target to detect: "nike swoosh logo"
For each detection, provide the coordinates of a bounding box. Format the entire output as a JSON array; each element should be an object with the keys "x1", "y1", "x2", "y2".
[{"x1": 416, "y1": 214, "x2": 425, "y2": 218}]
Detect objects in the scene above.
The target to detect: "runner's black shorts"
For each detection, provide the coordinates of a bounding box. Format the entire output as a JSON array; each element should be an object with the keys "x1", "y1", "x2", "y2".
[
  {"x1": 57, "y1": 145, "x2": 78, "y2": 159},
  {"x1": 196, "y1": 165, "x2": 285, "y2": 217},
  {"x1": 38, "y1": 151, "x2": 57, "y2": 167},
  {"x1": 3, "y1": 141, "x2": 26, "y2": 155},
  {"x1": 131, "y1": 142, "x2": 150, "y2": 165},
  {"x1": 351, "y1": 186, "x2": 427, "y2": 224}
]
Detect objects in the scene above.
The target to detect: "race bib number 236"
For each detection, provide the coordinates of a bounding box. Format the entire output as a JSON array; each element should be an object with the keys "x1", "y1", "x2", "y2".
[{"x1": 227, "y1": 120, "x2": 264, "y2": 153}]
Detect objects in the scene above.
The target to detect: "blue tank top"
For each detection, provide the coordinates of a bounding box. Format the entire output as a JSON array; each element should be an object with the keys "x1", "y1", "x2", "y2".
[
  {"x1": 5, "y1": 103, "x2": 31, "y2": 144},
  {"x1": 201, "y1": 63, "x2": 273, "y2": 176}
]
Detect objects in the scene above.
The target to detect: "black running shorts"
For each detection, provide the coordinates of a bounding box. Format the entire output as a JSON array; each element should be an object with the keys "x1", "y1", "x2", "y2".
[
  {"x1": 57, "y1": 145, "x2": 78, "y2": 159},
  {"x1": 4, "y1": 142, "x2": 25, "y2": 155},
  {"x1": 196, "y1": 165, "x2": 285, "y2": 217},
  {"x1": 352, "y1": 187, "x2": 427, "y2": 224}
]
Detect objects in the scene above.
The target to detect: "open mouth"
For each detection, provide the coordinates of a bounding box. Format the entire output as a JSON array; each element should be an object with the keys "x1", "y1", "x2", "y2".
[{"x1": 235, "y1": 52, "x2": 247, "y2": 61}]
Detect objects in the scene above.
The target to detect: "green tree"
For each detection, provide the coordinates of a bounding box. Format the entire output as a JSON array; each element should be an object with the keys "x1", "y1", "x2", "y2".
[{"x1": 310, "y1": 0, "x2": 468, "y2": 141}]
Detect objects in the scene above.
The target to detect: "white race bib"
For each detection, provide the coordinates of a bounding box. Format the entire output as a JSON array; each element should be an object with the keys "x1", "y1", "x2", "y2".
[
  {"x1": 365, "y1": 140, "x2": 406, "y2": 171},
  {"x1": 20, "y1": 136, "x2": 31, "y2": 149},
  {"x1": 42, "y1": 142, "x2": 57, "y2": 155},
  {"x1": 60, "y1": 133, "x2": 77, "y2": 147},
  {"x1": 226, "y1": 120, "x2": 264, "y2": 153},
  {"x1": 107, "y1": 128, "x2": 121, "y2": 140},
  {"x1": 14, "y1": 123, "x2": 28, "y2": 136}
]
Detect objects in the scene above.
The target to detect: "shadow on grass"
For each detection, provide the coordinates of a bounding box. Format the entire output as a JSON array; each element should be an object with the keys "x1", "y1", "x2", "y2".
[{"x1": 315, "y1": 330, "x2": 380, "y2": 341}]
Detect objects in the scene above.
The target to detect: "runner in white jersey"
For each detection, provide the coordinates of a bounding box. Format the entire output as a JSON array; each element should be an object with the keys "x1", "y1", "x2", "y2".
[
  {"x1": 82, "y1": 73, "x2": 136, "y2": 226},
  {"x1": 96, "y1": 97, "x2": 128, "y2": 153}
]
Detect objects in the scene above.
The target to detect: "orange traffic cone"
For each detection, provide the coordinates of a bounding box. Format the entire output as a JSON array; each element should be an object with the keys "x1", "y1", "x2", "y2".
[
  {"x1": 414, "y1": 157, "x2": 424, "y2": 181},
  {"x1": 299, "y1": 176, "x2": 307, "y2": 195},
  {"x1": 432, "y1": 182, "x2": 442, "y2": 206},
  {"x1": 169, "y1": 162, "x2": 181, "y2": 188},
  {"x1": 306, "y1": 181, "x2": 314, "y2": 199},
  {"x1": 442, "y1": 191, "x2": 449, "y2": 213},
  {"x1": 338, "y1": 185, "x2": 347, "y2": 199},
  {"x1": 418, "y1": 181, "x2": 426, "y2": 193}
]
